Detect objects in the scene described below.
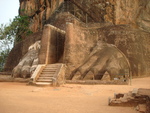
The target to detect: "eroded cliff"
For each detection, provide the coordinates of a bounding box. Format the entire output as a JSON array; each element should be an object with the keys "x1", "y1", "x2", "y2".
[
  {"x1": 4, "y1": 0, "x2": 150, "y2": 79},
  {"x1": 20, "y1": 0, "x2": 150, "y2": 32},
  {"x1": 19, "y1": 0, "x2": 64, "y2": 32}
]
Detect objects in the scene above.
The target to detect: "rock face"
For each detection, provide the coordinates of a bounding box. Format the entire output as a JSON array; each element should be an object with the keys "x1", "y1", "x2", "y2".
[
  {"x1": 19, "y1": 0, "x2": 150, "y2": 32},
  {"x1": 98, "y1": 25, "x2": 150, "y2": 77},
  {"x1": 5, "y1": 0, "x2": 150, "y2": 79},
  {"x1": 115, "y1": 0, "x2": 150, "y2": 32},
  {"x1": 69, "y1": 41, "x2": 129, "y2": 80},
  {"x1": 12, "y1": 41, "x2": 41, "y2": 78},
  {"x1": 64, "y1": 23, "x2": 149, "y2": 79},
  {"x1": 109, "y1": 88, "x2": 150, "y2": 113},
  {"x1": 4, "y1": 32, "x2": 42, "y2": 72},
  {"x1": 19, "y1": 0, "x2": 64, "y2": 32}
]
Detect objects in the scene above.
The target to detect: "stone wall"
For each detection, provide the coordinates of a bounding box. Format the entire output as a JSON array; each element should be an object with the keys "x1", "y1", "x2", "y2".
[
  {"x1": 98, "y1": 25, "x2": 150, "y2": 77},
  {"x1": 64, "y1": 23, "x2": 99, "y2": 79},
  {"x1": 38, "y1": 25, "x2": 65, "y2": 64},
  {"x1": 64, "y1": 23, "x2": 150, "y2": 79},
  {"x1": 50, "y1": 12, "x2": 86, "y2": 31}
]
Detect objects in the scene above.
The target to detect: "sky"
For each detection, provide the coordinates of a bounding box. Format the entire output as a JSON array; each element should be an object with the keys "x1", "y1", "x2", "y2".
[
  {"x1": 0, "y1": 1, "x2": 19, "y2": 51},
  {"x1": 0, "y1": 0, "x2": 19, "y2": 25}
]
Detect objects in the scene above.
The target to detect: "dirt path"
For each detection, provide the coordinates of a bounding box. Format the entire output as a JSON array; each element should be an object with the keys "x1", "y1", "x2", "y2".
[{"x1": 0, "y1": 77, "x2": 150, "y2": 113}]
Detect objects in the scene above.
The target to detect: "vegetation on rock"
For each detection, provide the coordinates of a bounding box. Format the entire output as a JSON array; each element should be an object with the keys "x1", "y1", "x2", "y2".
[{"x1": 0, "y1": 15, "x2": 32, "y2": 71}]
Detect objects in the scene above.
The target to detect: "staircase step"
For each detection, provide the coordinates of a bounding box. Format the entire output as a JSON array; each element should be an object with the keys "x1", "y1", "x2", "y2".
[
  {"x1": 42, "y1": 70, "x2": 56, "y2": 72},
  {"x1": 43, "y1": 70, "x2": 57, "y2": 72},
  {"x1": 45, "y1": 66, "x2": 58, "y2": 68},
  {"x1": 45, "y1": 68, "x2": 57, "y2": 70},
  {"x1": 35, "y1": 82, "x2": 52, "y2": 86},
  {"x1": 41, "y1": 72, "x2": 56, "y2": 75},
  {"x1": 35, "y1": 64, "x2": 63, "y2": 86},
  {"x1": 47, "y1": 64, "x2": 60, "y2": 66},
  {"x1": 41, "y1": 73, "x2": 55, "y2": 76},
  {"x1": 41, "y1": 72, "x2": 56, "y2": 74},
  {"x1": 37, "y1": 79, "x2": 53, "y2": 82},
  {"x1": 39, "y1": 77, "x2": 54, "y2": 79},
  {"x1": 44, "y1": 68, "x2": 57, "y2": 69},
  {"x1": 45, "y1": 67, "x2": 58, "y2": 69},
  {"x1": 40, "y1": 74, "x2": 54, "y2": 77}
]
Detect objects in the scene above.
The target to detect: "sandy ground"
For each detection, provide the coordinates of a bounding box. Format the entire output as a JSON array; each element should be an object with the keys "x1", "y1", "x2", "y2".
[{"x1": 0, "y1": 77, "x2": 150, "y2": 113}]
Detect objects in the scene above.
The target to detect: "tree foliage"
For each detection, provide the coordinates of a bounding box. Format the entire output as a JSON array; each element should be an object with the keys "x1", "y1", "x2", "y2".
[
  {"x1": 0, "y1": 50, "x2": 10, "y2": 71},
  {"x1": 0, "y1": 15, "x2": 32, "y2": 71},
  {"x1": 0, "y1": 15, "x2": 32, "y2": 42}
]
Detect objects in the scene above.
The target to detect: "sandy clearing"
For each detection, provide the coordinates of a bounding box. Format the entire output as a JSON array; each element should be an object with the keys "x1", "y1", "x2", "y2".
[{"x1": 0, "y1": 77, "x2": 150, "y2": 113}]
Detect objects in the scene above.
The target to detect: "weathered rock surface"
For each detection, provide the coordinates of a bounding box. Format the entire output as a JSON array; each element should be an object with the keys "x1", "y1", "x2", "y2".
[
  {"x1": 98, "y1": 25, "x2": 150, "y2": 77},
  {"x1": 4, "y1": 0, "x2": 150, "y2": 79},
  {"x1": 64, "y1": 22, "x2": 150, "y2": 79},
  {"x1": 12, "y1": 41, "x2": 41, "y2": 78},
  {"x1": 19, "y1": 0, "x2": 64, "y2": 32},
  {"x1": 19, "y1": 0, "x2": 150, "y2": 32},
  {"x1": 4, "y1": 32, "x2": 42, "y2": 72},
  {"x1": 69, "y1": 41, "x2": 129, "y2": 80},
  {"x1": 109, "y1": 88, "x2": 150, "y2": 113}
]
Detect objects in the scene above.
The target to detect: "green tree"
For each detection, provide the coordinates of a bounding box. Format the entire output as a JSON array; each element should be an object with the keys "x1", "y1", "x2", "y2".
[
  {"x1": 0, "y1": 49, "x2": 10, "y2": 71},
  {"x1": 0, "y1": 24, "x2": 13, "y2": 71},
  {"x1": 0, "y1": 15, "x2": 32, "y2": 71},
  {"x1": 0, "y1": 15, "x2": 32, "y2": 43}
]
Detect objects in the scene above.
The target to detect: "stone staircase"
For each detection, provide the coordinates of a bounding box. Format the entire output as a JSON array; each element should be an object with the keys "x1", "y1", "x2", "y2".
[{"x1": 33, "y1": 64, "x2": 64, "y2": 86}]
